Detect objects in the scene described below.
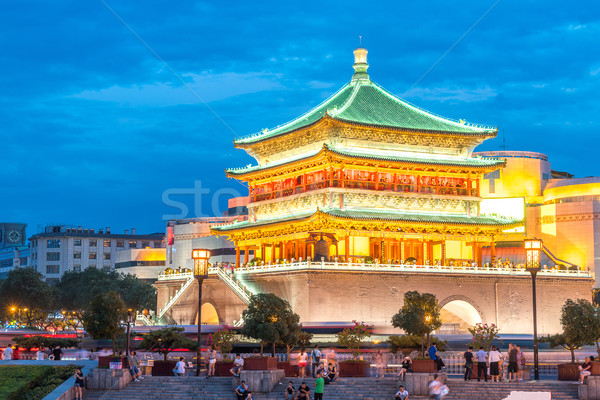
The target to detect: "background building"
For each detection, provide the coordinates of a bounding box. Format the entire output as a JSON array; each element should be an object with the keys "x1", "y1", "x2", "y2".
[
  {"x1": 29, "y1": 225, "x2": 164, "y2": 283},
  {"x1": 0, "y1": 223, "x2": 29, "y2": 279}
]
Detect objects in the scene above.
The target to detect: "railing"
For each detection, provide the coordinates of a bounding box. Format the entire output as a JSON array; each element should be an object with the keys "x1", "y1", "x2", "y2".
[
  {"x1": 234, "y1": 260, "x2": 591, "y2": 278},
  {"x1": 158, "y1": 275, "x2": 195, "y2": 320},
  {"x1": 136, "y1": 313, "x2": 155, "y2": 326},
  {"x1": 251, "y1": 180, "x2": 478, "y2": 202},
  {"x1": 215, "y1": 266, "x2": 253, "y2": 304}
]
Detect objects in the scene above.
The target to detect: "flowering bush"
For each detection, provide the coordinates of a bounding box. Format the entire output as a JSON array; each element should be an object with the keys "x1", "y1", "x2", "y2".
[
  {"x1": 468, "y1": 323, "x2": 499, "y2": 350},
  {"x1": 336, "y1": 320, "x2": 373, "y2": 360},
  {"x1": 207, "y1": 326, "x2": 237, "y2": 357}
]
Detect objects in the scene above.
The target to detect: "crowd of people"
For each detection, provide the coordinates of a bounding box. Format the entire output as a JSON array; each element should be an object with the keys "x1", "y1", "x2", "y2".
[
  {"x1": 0, "y1": 343, "x2": 64, "y2": 360},
  {"x1": 462, "y1": 343, "x2": 527, "y2": 382}
]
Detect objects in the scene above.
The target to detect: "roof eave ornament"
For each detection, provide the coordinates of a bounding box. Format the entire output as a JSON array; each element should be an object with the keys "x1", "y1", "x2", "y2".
[{"x1": 351, "y1": 47, "x2": 370, "y2": 83}]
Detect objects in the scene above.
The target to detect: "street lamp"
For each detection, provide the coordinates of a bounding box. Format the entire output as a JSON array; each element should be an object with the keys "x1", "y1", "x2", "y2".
[
  {"x1": 525, "y1": 237, "x2": 542, "y2": 381},
  {"x1": 126, "y1": 309, "x2": 134, "y2": 356},
  {"x1": 192, "y1": 248, "x2": 210, "y2": 376}
]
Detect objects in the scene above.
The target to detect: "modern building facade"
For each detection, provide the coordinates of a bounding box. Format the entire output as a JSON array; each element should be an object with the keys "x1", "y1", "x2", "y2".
[
  {"x1": 0, "y1": 223, "x2": 29, "y2": 279},
  {"x1": 29, "y1": 225, "x2": 165, "y2": 282}
]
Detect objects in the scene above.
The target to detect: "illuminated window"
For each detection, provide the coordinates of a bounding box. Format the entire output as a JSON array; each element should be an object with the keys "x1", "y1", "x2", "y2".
[
  {"x1": 104, "y1": 240, "x2": 111, "y2": 247},
  {"x1": 47, "y1": 239, "x2": 60, "y2": 248},
  {"x1": 129, "y1": 241, "x2": 137, "y2": 248},
  {"x1": 89, "y1": 252, "x2": 97, "y2": 260},
  {"x1": 89, "y1": 240, "x2": 97, "y2": 247},
  {"x1": 117, "y1": 240, "x2": 124, "y2": 248}
]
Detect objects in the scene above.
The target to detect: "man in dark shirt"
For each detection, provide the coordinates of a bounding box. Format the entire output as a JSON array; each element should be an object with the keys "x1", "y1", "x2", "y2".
[
  {"x1": 464, "y1": 346, "x2": 474, "y2": 381},
  {"x1": 52, "y1": 346, "x2": 63, "y2": 361},
  {"x1": 508, "y1": 343, "x2": 519, "y2": 382},
  {"x1": 295, "y1": 382, "x2": 310, "y2": 400}
]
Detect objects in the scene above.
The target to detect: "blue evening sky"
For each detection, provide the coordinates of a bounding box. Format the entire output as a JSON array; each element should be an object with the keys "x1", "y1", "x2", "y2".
[{"x1": 1, "y1": 1, "x2": 599, "y2": 236}]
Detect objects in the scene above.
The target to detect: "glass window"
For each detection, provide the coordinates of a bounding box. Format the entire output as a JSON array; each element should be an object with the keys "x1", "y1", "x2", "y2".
[
  {"x1": 89, "y1": 240, "x2": 97, "y2": 247},
  {"x1": 142, "y1": 241, "x2": 149, "y2": 248},
  {"x1": 74, "y1": 252, "x2": 81, "y2": 259},
  {"x1": 129, "y1": 241, "x2": 137, "y2": 248},
  {"x1": 46, "y1": 265, "x2": 60, "y2": 274},
  {"x1": 103, "y1": 252, "x2": 111, "y2": 260},
  {"x1": 74, "y1": 239, "x2": 82, "y2": 246},
  {"x1": 73, "y1": 265, "x2": 81, "y2": 272},
  {"x1": 154, "y1": 241, "x2": 162, "y2": 248},
  {"x1": 117, "y1": 240, "x2": 124, "y2": 248},
  {"x1": 89, "y1": 252, "x2": 97, "y2": 260},
  {"x1": 104, "y1": 240, "x2": 111, "y2": 247},
  {"x1": 47, "y1": 239, "x2": 60, "y2": 248},
  {"x1": 46, "y1": 252, "x2": 60, "y2": 261}
]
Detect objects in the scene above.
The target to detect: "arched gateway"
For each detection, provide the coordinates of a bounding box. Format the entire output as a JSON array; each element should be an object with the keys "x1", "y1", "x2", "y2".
[{"x1": 439, "y1": 295, "x2": 485, "y2": 334}]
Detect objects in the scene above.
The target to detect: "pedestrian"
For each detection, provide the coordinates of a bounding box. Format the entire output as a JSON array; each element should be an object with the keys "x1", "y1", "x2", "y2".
[
  {"x1": 285, "y1": 381, "x2": 295, "y2": 400},
  {"x1": 516, "y1": 346, "x2": 525, "y2": 381},
  {"x1": 235, "y1": 381, "x2": 249, "y2": 400},
  {"x1": 488, "y1": 346, "x2": 502, "y2": 382},
  {"x1": 428, "y1": 343, "x2": 444, "y2": 372},
  {"x1": 230, "y1": 353, "x2": 244, "y2": 378},
  {"x1": 74, "y1": 368, "x2": 84, "y2": 400},
  {"x1": 207, "y1": 346, "x2": 217, "y2": 378},
  {"x1": 579, "y1": 357, "x2": 592, "y2": 384},
  {"x1": 395, "y1": 385, "x2": 409, "y2": 400},
  {"x1": 173, "y1": 357, "x2": 186, "y2": 376},
  {"x1": 428, "y1": 374, "x2": 443, "y2": 400},
  {"x1": 297, "y1": 348, "x2": 308, "y2": 378},
  {"x1": 52, "y1": 345, "x2": 63, "y2": 361},
  {"x1": 315, "y1": 372, "x2": 325, "y2": 400},
  {"x1": 464, "y1": 346, "x2": 474, "y2": 381},
  {"x1": 4, "y1": 344, "x2": 13, "y2": 360},
  {"x1": 507, "y1": 344, "x2": 518, "y2": 382},
  {"x1": 311, "y1": 345, "x2": 322, "y2": 378},
  {"x1": 375, "y1": 349, "x2": 385, "y2": 378},
  {"x1": 475, "y1": 346, "x2": 488, "y2": 382},
  {"x1": 37, "y1": 347, "x2": 47, "y2": 361},
  {"x1": 398, "y1": 356, "x2": 412, "y2": 380},
  {"x1": 295, "y1": 382, "x2": 310, "y2": 400},
  {"x1": 327, "y1": 362, "x2": 337, "y2": 382}
]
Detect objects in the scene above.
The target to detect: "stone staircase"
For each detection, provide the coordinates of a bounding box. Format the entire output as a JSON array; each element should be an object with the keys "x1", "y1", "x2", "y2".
[
  {"x1": 82, "y1": 376, "x2": 429, "y2": 400},
  {"x1": 443, "y1": 378, "x2": 579, "y2": 400}
]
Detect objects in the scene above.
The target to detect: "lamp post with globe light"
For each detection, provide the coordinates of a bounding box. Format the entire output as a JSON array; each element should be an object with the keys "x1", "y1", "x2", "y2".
[{"x1": 524, "y1": 238, "x2": 542, "y2": 380}]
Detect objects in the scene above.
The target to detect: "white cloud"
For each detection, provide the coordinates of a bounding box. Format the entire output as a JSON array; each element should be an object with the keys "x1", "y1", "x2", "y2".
[
  {"x1": 406, "y1": 85, "x2": 497, "y2": 102},
  {"x1": 70, "y1": 72, "x2": 283, "y2": 106}
]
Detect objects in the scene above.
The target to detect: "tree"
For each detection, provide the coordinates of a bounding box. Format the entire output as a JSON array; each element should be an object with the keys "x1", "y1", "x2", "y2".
[
  {"x1": 0, "y1": 268, "x2": 57, "y2": 329},
  {"x1": 298, "y1": 331, "x2": 313, "y2": 348},
  {"x1": 541, "y1": 299, "x2": 600, "y2": 363},
  {"x1": 208, "y1": 326, "x2": 237, "y2": 359},
  {"x1": 12, "y1": 335, "x2": 79, "y2": 351},
  {"x1": 82, "y1": 291, "x2": 127, "y2": 353},
  {"x1": 241, "y1": 293, "x2": 301, "y2": 356},
  {"x1": 469, "y1": 323, "x2": 500, "y2": 350},
  {"x1": 138, "y1": 327, "x2": 199, "y2": 361},
  {"x1": 391, "y1": 291, "x2": 442, "y2": 357},
  {"x1": 336, "y1": 321, "x2": 373, "y2": 360}
]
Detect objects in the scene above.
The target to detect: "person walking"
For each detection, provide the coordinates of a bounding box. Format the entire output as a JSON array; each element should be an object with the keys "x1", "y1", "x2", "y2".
[
  {"x1": 428, "y1": 374, "x2": 444, "y2": 400},
  {"x1": 375, "y1": 349, "x2": 385, "y2": 378},
  {"x1": 488, "y1": 346, "x2": 502, "y2": 382},
  {"x1": 52, "y1": 345, "x2": 63, "y2": 361},
  {"x1": 74, "y1": 368, "x2": 85, "y2": 400},
  {"x1": 311, "y1": 345, "x2": 322, "y2": 378},
  {"x1": 314, "y1": 372, "x2": 325, "y2": 400},
  {"x1": 4, "y1": 344, "x2": 13, "y2": 360},
  {"x1": 297, "y1": 348, "x2": 308, "y2": 378},
  {"x1": 37, "y1": 347, "x2": 47, "y2": 360},
  {"x1": 173, "y1": 357, "x2": 186, "y2": 376},
  {"x1": 464, "y1": 346, "x2": 474, "y2": 381},
  {"x1": 507, "y1": 343, "x2": 519, "y2": 382},
  {"x1": 207, "y1": 346, "x2": 217, "y2": 378},
  {"x1": 476, "y1": 346, "x2": 488, "y2": 382}
]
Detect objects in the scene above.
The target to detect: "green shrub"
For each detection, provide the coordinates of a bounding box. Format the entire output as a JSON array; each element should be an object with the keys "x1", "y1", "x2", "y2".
[{"x1": 0, "y1": 365, "x2": 79, "y2": 400}]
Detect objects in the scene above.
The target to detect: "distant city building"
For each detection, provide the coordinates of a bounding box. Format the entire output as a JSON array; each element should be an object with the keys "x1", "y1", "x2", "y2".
[
  {"x1": 0, "y1": 223, "x2": 29, "y2": 279},
  {"x1": 29, "y1": 225, "x2": 164, "y2": 283},
  {"x1": 165, "y1": 197, "x2": 249, "y2": 270},
  {"x1": 115, "y1": 247, "x2": 166, "y2": 282}
]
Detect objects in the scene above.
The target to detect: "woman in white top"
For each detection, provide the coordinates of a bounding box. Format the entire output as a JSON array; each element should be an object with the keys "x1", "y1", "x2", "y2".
[
  {"x1": 488, "y1": 346, "x2": 502, "y2": 382},
  {"x1": 207, "y1": 346, "x2": 217, "y2": 378},
  {"x1": 297, "y1": 349, "x2": 308, "y2": 378}
]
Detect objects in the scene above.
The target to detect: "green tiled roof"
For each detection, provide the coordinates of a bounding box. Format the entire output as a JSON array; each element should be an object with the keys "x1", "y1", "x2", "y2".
[
  {"x1": 226, "y1": 145, "x2": 504, "y2": 175},
  {"x1": 235, "y1": 79, "x2": 497, "y2": 145},
  {"x1": 212, "y1": 208, "x2": 519, "y2": 232}
]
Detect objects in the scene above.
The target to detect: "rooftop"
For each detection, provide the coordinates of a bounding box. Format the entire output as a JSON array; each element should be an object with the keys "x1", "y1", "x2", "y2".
[{"x1": 235, "y1": 48, "x2": 497, "y2": 145}]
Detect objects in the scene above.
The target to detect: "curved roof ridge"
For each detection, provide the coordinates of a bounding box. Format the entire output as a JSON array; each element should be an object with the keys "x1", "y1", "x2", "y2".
[
  {"x1": 236, "y1": 82, "x2": 353, "y2": 143},
  {"x1": 329, "y1": 81, "x2": 364, "y2": 116},
  {"x1": 369, "y1": 81, "x2": 496, "y2": 132}
]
